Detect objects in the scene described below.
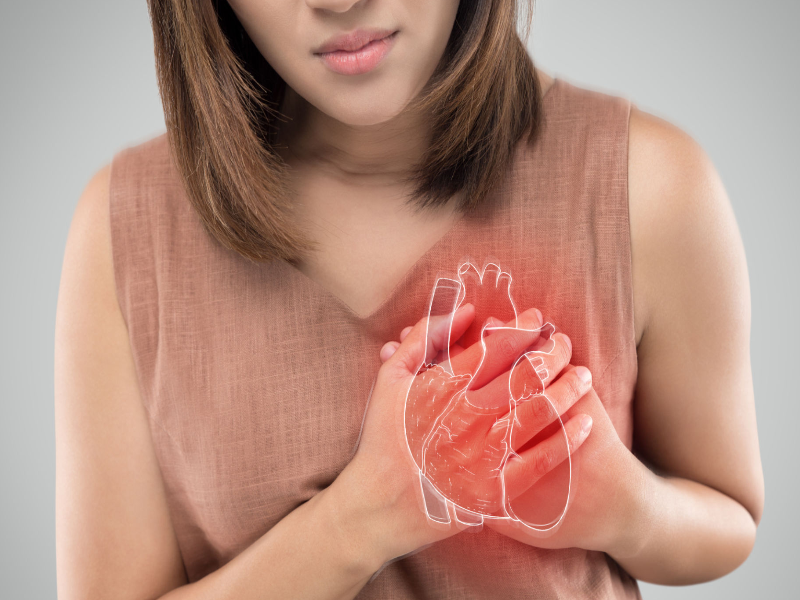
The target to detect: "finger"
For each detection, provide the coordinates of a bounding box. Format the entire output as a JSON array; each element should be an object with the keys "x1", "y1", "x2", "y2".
[
  {"x1": 513, "y1": 332, "x2": 572, "y2": 390},
  {"x1": 396, "y1": 301, "x2": 479, "y2": 364},
  {"x1": 464, "y1": 365, "x2": 515, "y2": 411},
  {"x1": 379, "y1": 341, "x2": 400, "y2": 363},
  {"x1": 388, "y1": 303, "x2": 475, "y2": 374},
  {"x1": 468, "y1": 308, "x2": 551, "y2": 390},
  {"x1": 448, "y1": 343, "x2": 466, "y2": 359},
  {"x1": 483, "y1": 315, "x2": 504, "y2": 329},
  {"x1": 503, "y1": 413, "x2": 593, "y2": 501},
  {"x1": 510, "y1": 365, "x2": 593, "y2": 451},
  {"x1": 427, "y1": 302, "x2": 475, "y2": 360},
  {"x1": 452, "y1": 327, "x2": 570, "y2": 411},
  {"x1": 481, "y1": 316, "x2": 504, "y2": 337},
  {"x1": 505, "y1": 333, "x2": 572, "y2": 405},
  {"x1": 426, "y1": 302, "x2": 476, "y2": 366},
  {"x1": 449, "y1": 307, "x2": 545, "y2": 388},
  {"x1": 434, "y1": 342, "x2": 467, "y2": 375}
]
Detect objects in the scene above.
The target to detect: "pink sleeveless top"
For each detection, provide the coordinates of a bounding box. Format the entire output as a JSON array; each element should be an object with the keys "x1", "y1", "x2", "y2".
[{"x1": 109, "y1": 77, "x2": 641, "y2": 598}]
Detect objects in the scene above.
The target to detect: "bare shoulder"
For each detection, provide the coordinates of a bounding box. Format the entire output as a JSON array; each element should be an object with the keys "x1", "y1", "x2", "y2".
[
  {"x1": 56, "y1": 162, "x2": 123, "y2": 355},
  {"x1": 626, "y1": 106, "x2": 746, "y2": 346},
  {"x1": 56, "y1": 163, "x2": 118, "y2": 347},
  {"x1": 55, "y1": 164, "x2": 186, "y2": 598},
  {"x1": 66, "y1": 163, "x2": 115, "y2": 292},
  {"x1": 628, "y1": 106, "x2": 718, "y2": 201},
  {"x1": 72, "y1": 163, "x2": 113, "y2": 247}
]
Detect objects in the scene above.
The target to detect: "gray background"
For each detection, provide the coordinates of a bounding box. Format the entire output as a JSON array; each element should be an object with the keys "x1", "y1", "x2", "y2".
[{"x1": 1, "y1": 0, "x2": 797, "y2": 597}]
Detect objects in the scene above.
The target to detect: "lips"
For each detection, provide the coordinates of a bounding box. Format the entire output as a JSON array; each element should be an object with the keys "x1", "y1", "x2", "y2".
[
  {"x1": 314, "y1": 27, "x2": 397, "y2": 54},
  {"x1": 315, "y1": 30, "x2": 398, "y2": 76}
]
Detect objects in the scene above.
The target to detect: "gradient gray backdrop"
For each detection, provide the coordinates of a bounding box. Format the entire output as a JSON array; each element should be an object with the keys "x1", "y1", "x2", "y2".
[{"x1": 1, "y1": 1, "x2": 797, "y2": 597}]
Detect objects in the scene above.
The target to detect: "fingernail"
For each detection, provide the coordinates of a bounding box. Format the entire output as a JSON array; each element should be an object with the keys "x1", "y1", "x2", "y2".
[
  {"x1": 535, "y1": 309, "x2": 543, "y2": 323},
  {"x1": 456, "y1": 302, "x2": 473, "y2": 315},
  {"x1": 575, "y1": 366, "x2": 591, "y2": 384},
  {"x1": 581, "y1": 415, "x2": 593, "y2": 434},
  {"x1": 561, "y1": 333, "x2": 572, "y2": 354}
]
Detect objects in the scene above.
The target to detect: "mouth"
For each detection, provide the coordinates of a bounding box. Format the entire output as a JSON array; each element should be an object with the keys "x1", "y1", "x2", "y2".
[
  {"x1": 314, "y1": 28, "x2": 398, "y2": 55},
  {"x1": 315, "y1": 30, "x2": 399, "y2": 76}
]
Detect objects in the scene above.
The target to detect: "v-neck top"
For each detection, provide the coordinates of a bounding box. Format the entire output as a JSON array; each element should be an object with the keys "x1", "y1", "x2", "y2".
[
  {"x1": 109, "y1": 75, "x2": 641, "y2": 599},
  {"x1": 284, "y1": 78, "x2": 561, "y2": 323}
]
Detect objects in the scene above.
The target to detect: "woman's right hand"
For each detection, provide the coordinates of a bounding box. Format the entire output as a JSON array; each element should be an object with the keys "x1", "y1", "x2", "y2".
[{"x1": 326, "y1": 304, "x2": 593, "y2": 568}]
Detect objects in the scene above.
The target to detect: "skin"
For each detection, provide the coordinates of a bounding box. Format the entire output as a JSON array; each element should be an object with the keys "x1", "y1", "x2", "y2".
[
  {"x1": 229, "y1": 0, "x2": 465, "y2": 318},
  {"x1": 54, "y1": 1, "x2": 764, "y2": 599}
]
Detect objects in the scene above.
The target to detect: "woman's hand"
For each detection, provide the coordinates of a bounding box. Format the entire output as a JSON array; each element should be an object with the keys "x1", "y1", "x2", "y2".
[
  {"x1": 488, "y1": 382, "x2": 648, "y2": 558},
  {"x1": 379, "y1": 310, "x2": 648, "y2": 560},
  {"x1": 327, "y1": 305, "x2": 595, "y2": 569},
  {"x1": 325, "y1": 303, "x2": 479, "y2": 569}
]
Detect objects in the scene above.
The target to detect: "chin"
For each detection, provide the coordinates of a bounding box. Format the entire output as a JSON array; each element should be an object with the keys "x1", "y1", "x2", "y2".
[
  {"x1": 320, "y1": 89, "x2": 413, "y2": 127},
  {"x1": 332, "y1": 107, "x2": 403, "y2": 127}
]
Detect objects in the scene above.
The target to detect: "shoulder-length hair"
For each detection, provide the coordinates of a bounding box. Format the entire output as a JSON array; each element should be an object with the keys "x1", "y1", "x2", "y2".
[{"x1": 145, "y1": 0, "x2": 542, "y2": 264}]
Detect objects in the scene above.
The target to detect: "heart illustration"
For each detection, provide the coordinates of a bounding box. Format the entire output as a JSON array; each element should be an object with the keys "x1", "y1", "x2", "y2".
[{"x1": 403, "y1": 259, "x2": 573, "y2": 534}]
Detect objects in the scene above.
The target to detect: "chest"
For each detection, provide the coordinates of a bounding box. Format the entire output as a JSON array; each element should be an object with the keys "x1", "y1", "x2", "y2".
[
  {"x1": 141, "y1": 141, "x2": 641, "y2": 577},
  {"x1": 151, "y1": 211, "x2": 640, "y2": 565},
  {"x1": 289, "y1": 175, "x2": 464, "y2": 318}
]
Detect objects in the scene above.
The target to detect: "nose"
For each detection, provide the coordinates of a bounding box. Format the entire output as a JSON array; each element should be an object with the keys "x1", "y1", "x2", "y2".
[{"x1": 305, "y1": 0, "x2": 364, "y2": 13}]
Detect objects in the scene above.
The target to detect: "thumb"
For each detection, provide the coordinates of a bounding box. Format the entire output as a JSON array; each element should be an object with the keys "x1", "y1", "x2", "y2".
[{"x1": 387, "y1": 302, "x2": 475, "y2": 375}]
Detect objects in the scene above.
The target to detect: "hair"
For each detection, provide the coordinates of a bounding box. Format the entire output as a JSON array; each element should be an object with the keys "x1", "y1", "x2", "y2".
[{"x1": 145, "y1": 0, "x2": 542, "y2": 265}]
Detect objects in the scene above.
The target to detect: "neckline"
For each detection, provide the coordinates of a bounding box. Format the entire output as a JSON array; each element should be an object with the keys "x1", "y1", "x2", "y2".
[{"x1": 286, "y1": 77, "x2": 561, "y2": 322}]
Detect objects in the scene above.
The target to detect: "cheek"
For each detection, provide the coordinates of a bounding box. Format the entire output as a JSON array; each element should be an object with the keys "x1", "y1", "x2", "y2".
[
  {"x1": 401, "y1": 0, "x2": 460, "y2": 72},
  {"x1": 227, "y1": 1, "x2": 298, "y2": 72}
]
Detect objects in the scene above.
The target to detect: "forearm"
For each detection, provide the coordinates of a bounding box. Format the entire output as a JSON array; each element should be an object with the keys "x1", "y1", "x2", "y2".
[
  {"x1": 610, "y1": 467, "x2": 758, "y2": 585},
  {"x1": 158, "y1": 482, "x2": 384, "y2": 600}
]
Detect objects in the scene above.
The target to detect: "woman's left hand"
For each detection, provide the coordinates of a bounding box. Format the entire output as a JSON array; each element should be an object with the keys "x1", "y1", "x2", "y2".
[
  {"x1": 379, "y1": 317, "x2": 649, "y2": 560},
  {"x1": 497, "y1": 380, "x2": 649, "y2": 558}
]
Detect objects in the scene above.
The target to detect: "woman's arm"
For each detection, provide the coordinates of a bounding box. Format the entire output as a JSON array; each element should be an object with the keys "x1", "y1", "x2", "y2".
[
  {"x1": 55, "y1": 166, "x2": 383, "y2": 600},
  {"x1": 610, "y1": 106, "x2": 765, "y2": 583}
]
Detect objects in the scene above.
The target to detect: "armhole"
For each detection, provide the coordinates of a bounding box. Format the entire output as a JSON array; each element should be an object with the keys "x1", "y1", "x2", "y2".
[
  {"x1": 594, "y1": 94, "x2": 639, "y2": 393},
  {"x1": 108, "y1": 147, "x2": 130, "y2": 333},
  {"x1": 622, "y1": 98, "x2": 637, "y2": 352}
]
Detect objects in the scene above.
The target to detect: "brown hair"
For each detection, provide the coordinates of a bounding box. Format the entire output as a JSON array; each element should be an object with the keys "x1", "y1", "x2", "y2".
[{"x1": 146, "y1": 0, "x2": 542, "y2": 264}]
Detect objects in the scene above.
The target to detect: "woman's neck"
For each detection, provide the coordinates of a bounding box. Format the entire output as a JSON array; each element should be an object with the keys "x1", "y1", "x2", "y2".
[{"x1": 275, "y1": 84, "x2": 432, "y2": 188}]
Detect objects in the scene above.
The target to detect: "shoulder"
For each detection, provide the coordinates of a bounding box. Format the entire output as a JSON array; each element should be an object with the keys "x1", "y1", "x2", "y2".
[
  {"x1": 79, "y1": 162, "x2": 113, "y2": 214},
  {"x1": 61, "y1": 163, "x2": 118, "y2": 321},
  {"x1": 108, "y1": 131, "x2": 172, "y2": 187},
  {"x1": 105, "y1": 131, "x2": 184, "y2": 249},
  {"x1": 68, "y1": 162, "x2": 113, "y2": 267},
  {"x1": 55, "y1": 163, "x2": 189, "y2": 599},
  {"x1": 60, "y1": 143, "x2": 150, "y2": 335},
  {"x1": 118, "y1": 130, "x2": 170, "y2": 158},
  {"x1": 627, "y1": 105, "x2": 747, "y2": 345},
  {"x1": 56, "y1": 160, "x2": 126, "y2": 402},
  {"x1": 628, "y1": 106, "x2": 717, "y2": 201},
  {"x1": 536, "y1": 72, "x2": 630, "y2": 129}
]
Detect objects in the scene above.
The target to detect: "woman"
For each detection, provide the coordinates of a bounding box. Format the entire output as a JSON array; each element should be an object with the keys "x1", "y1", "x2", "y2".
[{"x1": 54, "y1": 0, "x2": 764, "y2": 598}]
